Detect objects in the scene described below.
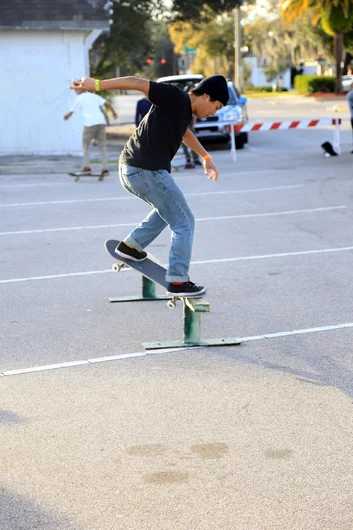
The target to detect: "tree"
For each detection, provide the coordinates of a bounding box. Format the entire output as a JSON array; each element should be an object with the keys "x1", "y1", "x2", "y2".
[
  {"x1": 243, "y1": 7, "x2": 333, "y2": 86},
  {"x1": 281, "y1": 0, "x2": 353, "y2": 93},
  {"x1": 170, "y1": 0, "x2": 244, "y2": 24},
  {"x1": 90, "y1": 0, "x2": 163, "y2": 79},
  {"x1": 243, "y1": 15, "x2": 291, "y2": 86},
  {"x1": 169, "y1": 11, "x2": 235, "y2": 77},
  {"x1": 149, "y1": 22, "x2": 176, "y2": 78}
]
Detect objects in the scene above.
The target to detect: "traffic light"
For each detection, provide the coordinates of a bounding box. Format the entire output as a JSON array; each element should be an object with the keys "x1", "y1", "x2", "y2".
[
  {"x1": 146, "y1": 58, "x2": 152, "y2": 64},
  {"x1": 160, "y1": 58, "x2": 166, "y2": 64}
]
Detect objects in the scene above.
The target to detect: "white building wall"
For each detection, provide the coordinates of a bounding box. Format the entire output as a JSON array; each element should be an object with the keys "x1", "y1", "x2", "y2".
[
  {"x1": 0, "y1": 30, "x2": 90, "y2": 155},
  {"x1": 301, "y1": 63, "x2": 319, "y2": 75},
  {"x1": 244, "y1": 57, "x2": 291, "y2": 89}
]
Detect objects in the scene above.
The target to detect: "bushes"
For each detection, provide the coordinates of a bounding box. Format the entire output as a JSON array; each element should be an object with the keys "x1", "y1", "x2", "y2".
[
  {"x1": 244, "y1": 85, "x2": 289, "y2": 92},
  {"x1": 294, "y1": 75, "x2": 336, "y2": 94}
]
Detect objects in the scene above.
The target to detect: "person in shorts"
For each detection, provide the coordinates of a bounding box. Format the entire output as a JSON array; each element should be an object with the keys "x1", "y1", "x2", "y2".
[{"x1": 64, "y1": 87, "x2": 117, "y2": 176}]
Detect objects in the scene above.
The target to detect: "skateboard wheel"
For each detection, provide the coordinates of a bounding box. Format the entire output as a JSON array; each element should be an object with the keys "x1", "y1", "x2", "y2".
[
  {"x1": 112, "y1": 263, "x2": 120, "y2": 272},
  {"x1": 167, "y1": 300, "x2": 176, "y2": 309}
]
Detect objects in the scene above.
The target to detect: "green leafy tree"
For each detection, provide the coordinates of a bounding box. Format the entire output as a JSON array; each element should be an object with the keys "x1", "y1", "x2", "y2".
[
  {"x1": 149, "y1": 23, "x2": 176, "y2": 78},
  {"x1": 281, "y1": 0, "x2": 353, "y2": 92},
  {"x1": 171, "y1": 0, "x2": 244, "y2": 24},
  {"x1": 169, "y1": 11, "x2": 235, "y2": 77},
  {"x1": 243, "y1": 1, "x2": 333, "y2": 82},
  {"x1": 90, "y1": 0, "x2": 163, "y2": 79}
]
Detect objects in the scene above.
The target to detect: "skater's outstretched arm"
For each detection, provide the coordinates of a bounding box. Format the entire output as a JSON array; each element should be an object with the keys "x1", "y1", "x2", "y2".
[
  {"x1": 182, "y1": 128, "x2": 218, "y2": 181},
  {"x1": 69, "y1": 76, "x2": 150, "y2": 96}
]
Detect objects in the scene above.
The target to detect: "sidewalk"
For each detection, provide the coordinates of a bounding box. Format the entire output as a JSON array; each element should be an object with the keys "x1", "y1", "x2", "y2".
[{"x1": 0, "y1": 124, "x2": 134, "y2": 176}]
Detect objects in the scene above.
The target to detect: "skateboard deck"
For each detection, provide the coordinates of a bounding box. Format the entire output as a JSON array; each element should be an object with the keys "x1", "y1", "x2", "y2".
[
  {"x1": 69, "y1": 172, "x2": 107, "y2": 181},
  {"x1": 105, "y1": 239, "x2": 169, "y2": 289},
  {"x1": 68, "y1": 172, "x2": 108, "y2": 176},
  {"x1": 105, "y1": 239, "x2": 204, "y2": 306}
]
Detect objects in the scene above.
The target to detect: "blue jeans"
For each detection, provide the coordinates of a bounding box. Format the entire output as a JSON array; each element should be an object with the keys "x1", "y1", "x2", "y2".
[{"x1": 119, "y1": 164, "x2": 194, "y2": 282}]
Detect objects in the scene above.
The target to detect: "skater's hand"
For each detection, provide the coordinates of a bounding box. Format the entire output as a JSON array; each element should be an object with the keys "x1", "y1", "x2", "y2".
[
  {"x1": 203, "y1": 157, "x2": 218, "y2": 181},
  {"x1": 69, "y1": 77, "x2": 96, "y2": 92}
]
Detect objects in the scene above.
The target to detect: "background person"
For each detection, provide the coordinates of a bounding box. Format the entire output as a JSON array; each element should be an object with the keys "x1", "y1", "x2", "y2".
[
  {"x1": 135, "y1": 96, "x2": 152, "y2": 127},
  {"x1": 64, "y1": 88, "x2": 117, "y2": 176}
]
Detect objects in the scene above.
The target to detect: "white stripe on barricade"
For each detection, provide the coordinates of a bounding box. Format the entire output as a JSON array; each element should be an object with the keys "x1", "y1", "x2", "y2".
[
  {"x1": 226, "y1": 118, "x2": 342, "y2": 161},
  {"x1": 232, "y1": 118, "x2": 341, "y2": 133}
]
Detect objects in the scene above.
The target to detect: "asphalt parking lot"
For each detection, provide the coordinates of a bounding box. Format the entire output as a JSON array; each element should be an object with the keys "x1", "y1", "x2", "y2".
[{"x1": 1, "y1": 127, "x2": 353, "y2": 529}]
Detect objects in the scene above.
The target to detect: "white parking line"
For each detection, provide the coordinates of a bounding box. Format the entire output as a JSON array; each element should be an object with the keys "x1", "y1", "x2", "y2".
[
  {"x1": 1, "y1": 244, "x2": 353, "y2": 285},
  {"x1": 2, "y1": 321, "x2": 353, "y2": 377},
  {"x1": 0, "y1": 183, "x2": 70, "y2": 189},
  {"x1": 0, "y1": 168, "x2": 280, "y2": 189},
  {"x1": 192, "y1": 246, "x2": 353, "y2": 265},
  {"x1": 0, "y1": 347, "x2": 189, "y2": 376},
  {"x1": 0, "y1": 184, "x2": 303, "y2": 208},
  {"x1": 0, "y1": 269, "x2": 113, "y2": 284},
  {"x1": 0, "y1": 205, "x2": 345, "y2": 236},
  {"x1": 242, "y1": 322, "x2": 353, "y2": 341}
]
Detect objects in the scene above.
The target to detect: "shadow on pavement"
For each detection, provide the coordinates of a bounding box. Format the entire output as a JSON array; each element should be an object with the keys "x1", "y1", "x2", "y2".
[
  {"x1": 0, "y1": 489, "x2": 81, "y2": 530},
  {"x1": 217, "y1": 337, "x2": 353, "y2": 400}
]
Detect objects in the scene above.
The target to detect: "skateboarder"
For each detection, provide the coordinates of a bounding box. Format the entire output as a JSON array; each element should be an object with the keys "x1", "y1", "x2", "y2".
[
  {"x1": 64, "y1": 86, "x2": 117, "y2": 177},
  {"x1": 69, "y1": 74, "x2": 228, "y2": 296}
]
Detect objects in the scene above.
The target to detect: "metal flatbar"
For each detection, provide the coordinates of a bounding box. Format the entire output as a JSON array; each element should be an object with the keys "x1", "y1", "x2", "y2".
[{"x1": 142, "y1": 338, "x2": 242, "y2": 350}]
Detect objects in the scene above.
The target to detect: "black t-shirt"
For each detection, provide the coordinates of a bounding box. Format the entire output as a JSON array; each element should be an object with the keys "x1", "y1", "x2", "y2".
[{"x1": 120, "y1": 81, "x2": 192, "y2": 172}]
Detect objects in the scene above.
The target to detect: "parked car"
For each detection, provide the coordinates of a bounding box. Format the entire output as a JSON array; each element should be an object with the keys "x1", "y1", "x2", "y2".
[
  {"x1": 157, "y1": 74, "x2": 249, "y2": 148},
  {"x1": 342, "y1": 75, "x2": 353, "y2": 93}
]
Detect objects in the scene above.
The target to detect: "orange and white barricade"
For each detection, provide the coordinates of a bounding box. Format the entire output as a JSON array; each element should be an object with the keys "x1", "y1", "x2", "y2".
[{"x1": 228, "y1": 118, "x2": 342, "y2": 161}]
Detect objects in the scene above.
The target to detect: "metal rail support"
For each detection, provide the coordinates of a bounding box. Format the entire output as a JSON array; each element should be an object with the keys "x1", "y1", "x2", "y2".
[
  {"x1": 109, "y1": 275, "x2": 172, "y2": 303},
  {"x1": 142, "y1": 297, "x2": 241, "y2": 350}
]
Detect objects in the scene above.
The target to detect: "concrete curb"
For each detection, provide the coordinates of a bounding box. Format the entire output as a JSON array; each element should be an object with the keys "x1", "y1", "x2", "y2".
[
  {"x1": 0, "y1": 127, "x2": 131, "y2": 176},
  {"x1": 0, "y1": 164, "x2": 120, "y2": 176}
]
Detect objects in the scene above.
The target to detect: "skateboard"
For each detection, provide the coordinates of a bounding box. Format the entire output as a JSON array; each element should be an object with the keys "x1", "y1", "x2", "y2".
[
  {"x1": 321, "y1": 141, "x2": 338, "y2": 157},
  {"x1": 104, "y1": 239, "x2": 203, "y2": 308},
  {"x1": 68, "y1": 172, "x2": 108, "y2": 182}
]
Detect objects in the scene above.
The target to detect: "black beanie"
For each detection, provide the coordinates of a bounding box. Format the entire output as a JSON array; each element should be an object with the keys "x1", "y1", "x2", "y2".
[{"x1": 193, "y1": 75, "x2": 229, "y2": 106}]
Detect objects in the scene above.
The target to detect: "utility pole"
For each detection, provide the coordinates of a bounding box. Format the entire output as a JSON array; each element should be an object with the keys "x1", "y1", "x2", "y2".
[{"x1": 234, "y1": 7, "x2": 241, "y2": 90}]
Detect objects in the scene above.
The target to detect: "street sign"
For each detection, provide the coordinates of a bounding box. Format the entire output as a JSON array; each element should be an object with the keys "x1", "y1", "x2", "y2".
[{"x1": 184, "y1": 45, "x2": 197, "y2": 53}]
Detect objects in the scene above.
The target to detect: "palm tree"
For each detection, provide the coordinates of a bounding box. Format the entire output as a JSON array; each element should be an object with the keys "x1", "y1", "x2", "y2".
[{"x1": 281, "y1": 0, "x2": 353, "y2": 93}]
